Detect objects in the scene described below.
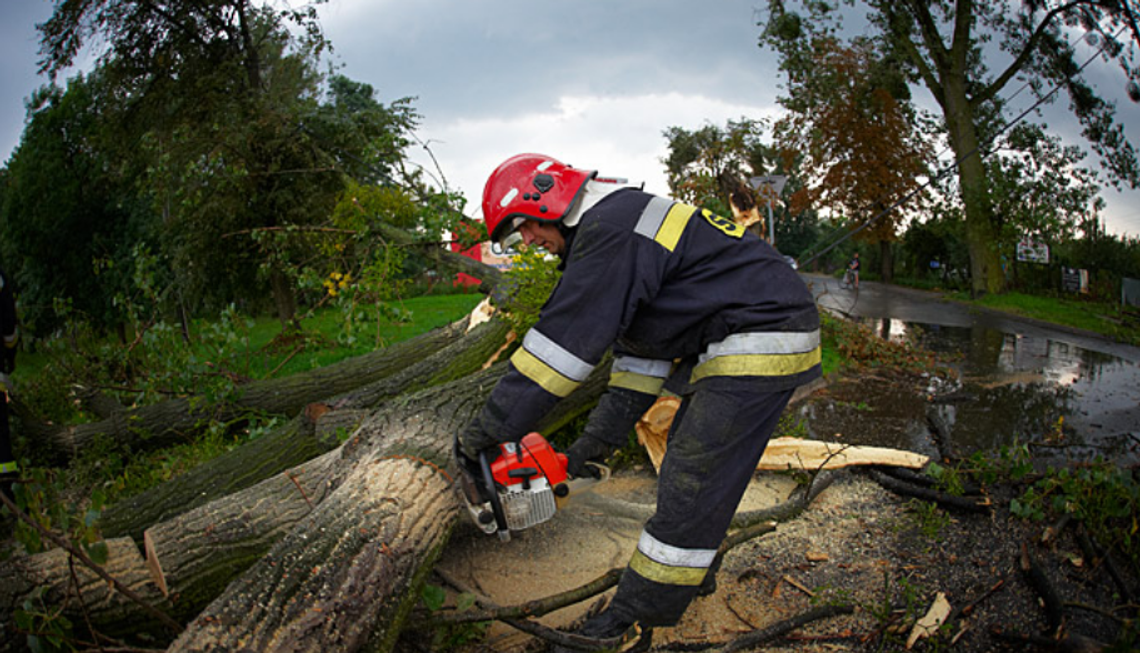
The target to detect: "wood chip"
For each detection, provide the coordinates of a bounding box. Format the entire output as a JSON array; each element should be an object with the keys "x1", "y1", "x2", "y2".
[
  {"x1": 906, "y1": 592, "x2": 951, "y2": 649},
  {"x1": 780, "y1": 575, "x2": 815, "y2": 597}
]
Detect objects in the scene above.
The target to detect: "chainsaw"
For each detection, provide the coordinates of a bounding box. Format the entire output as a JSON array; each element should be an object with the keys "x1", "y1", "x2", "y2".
[{"x1": 456, "y1": 432, "x2": 610, "y2": 542}]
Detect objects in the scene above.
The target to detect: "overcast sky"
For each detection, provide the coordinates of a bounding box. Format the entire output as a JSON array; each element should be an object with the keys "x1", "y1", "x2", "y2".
[{"x1": 2, "y1": 0, "x2": 1138, "y2": 238}]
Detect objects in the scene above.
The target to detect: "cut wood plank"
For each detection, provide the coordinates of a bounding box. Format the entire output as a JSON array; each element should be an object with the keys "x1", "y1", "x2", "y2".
[{"x1": 635, "y1": 397, "x2": 929, "y2": 472}]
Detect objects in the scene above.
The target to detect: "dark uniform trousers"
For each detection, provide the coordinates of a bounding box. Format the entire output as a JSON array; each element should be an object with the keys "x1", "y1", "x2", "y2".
[{"x1": 608, "y1": 378, "x2": 793, "y2": 627}]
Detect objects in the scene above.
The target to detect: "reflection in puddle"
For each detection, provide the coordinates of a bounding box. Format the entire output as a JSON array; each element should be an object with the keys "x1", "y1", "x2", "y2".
[{"x1": 807, "y1": 319, "x2": 1140, "y2": 465}]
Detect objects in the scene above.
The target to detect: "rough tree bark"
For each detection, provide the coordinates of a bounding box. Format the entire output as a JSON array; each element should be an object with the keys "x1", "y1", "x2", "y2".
[
  {"x1": 0, "y1": 352, "x2": 611, "y2": 651},
  {"x1": 165, "y1": 359, "x2": 610, "y2": 652},
  {"x1": 98, "y1": 318, "x2": 513, "y2": 543},
  {"x1": 23, "y1": 316, "x2": 471, "y2": 463}
]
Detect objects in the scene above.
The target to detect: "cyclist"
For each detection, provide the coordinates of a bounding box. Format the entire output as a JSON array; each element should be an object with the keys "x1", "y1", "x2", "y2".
[{"x1": 846, "y1": 252, "x2": 861, "y2": 289}]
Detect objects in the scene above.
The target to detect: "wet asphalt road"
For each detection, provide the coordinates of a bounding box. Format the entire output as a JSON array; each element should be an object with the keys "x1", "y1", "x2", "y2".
[
  {"x1": 803, "y1": 272, "x2": 1140, "y2": 363},
  {"x1": 800, "y1": 272, "x2": 1140, "y2": 460}
]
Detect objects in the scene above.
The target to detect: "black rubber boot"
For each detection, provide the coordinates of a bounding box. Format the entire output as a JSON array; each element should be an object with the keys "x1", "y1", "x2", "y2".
[
  {"x1": 550, "y1": 609, "x2": 642, "y2": 652},
  {"x1": 697, "y1": 552, "x2": 724, "y2": 597}
]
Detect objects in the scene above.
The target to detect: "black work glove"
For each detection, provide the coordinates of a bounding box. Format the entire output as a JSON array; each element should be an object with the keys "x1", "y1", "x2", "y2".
[
  {"x1": 565, "y1": 435, "x2": 613, "y2": 479},
  {"x1": 458, "y1": 418, "x2": 501, "y2": 463}
]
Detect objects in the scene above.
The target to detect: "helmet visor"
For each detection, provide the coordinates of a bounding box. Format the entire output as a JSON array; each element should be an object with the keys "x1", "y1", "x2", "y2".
[{"x1": 495, "y1": 217, "x2": 527, "y2": 247}]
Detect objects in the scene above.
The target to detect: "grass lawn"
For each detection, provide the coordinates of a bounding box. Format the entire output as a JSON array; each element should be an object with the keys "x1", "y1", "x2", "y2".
[
  {"x1": 243, "y1": 292, "x2": 486, "y2": 378},
  {"x1": 948, "y1": 290, "x2": 1140, "y2": 346}
]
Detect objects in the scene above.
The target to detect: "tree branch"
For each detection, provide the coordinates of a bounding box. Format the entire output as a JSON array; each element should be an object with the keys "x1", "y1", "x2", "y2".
[{"x1": 0, "y1": 489, "x2": 182, "y2": 635}]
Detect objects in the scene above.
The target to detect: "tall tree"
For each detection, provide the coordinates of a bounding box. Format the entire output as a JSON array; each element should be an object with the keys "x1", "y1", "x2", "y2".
[
  {"x1": 0, "y1": 73, "x2": 149, "y2": 335},
  {"x1": 661, "y1": 119, "x2": 771, "y2": 215},
  {"x1": 768, "y1": 34, "x2": 933, "y2": 283},
  {"x1": 35, "y1": 0, "x2": 416, "y2": 326},
  {"x1": 762, "y1": 0, "x2": 1140, "y2": 296}
]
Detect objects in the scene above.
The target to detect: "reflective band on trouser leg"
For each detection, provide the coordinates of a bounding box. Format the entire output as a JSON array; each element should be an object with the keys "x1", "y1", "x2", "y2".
[
  {"x1": 607, "y1": 379, "x2": 795, "y2": 627},
  {"x1": 628, "y1": 531, "x2": 716, "y2": 586}
]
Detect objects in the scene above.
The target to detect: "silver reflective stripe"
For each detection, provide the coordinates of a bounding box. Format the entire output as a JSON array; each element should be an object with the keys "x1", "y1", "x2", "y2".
[
  {"x1": 523, "y1": 329, "x2": 594, "y2": 382},
  {"x1": 3, "y1": 330, "x2": 16, "y2": 345},
  {"x1": 638, "y1": 531, "x2": 717, "y2": 568},
  {"x1": 634, "y1": 196, "x2": 674, "y2": 240},
  {"x1": 699, "y1": 330, "x2": 820, "y2": 364},
  {"x1": 613, "y1": 356, "x2": 672, "y2": 379}
]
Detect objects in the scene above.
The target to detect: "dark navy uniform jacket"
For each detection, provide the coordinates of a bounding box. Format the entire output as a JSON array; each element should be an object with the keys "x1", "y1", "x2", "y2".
[{"x1": 476, "y1": 188, "x2": 821, "y2": 443}]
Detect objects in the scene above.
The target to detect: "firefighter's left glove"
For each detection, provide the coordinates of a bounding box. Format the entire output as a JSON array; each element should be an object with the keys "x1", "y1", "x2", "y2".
[
  {"x1": 565, "y1": 435, "x2": 612, "y2": 479},
  {"x1": 458, "y1": 419, "x2": 500, "y2": 463}
]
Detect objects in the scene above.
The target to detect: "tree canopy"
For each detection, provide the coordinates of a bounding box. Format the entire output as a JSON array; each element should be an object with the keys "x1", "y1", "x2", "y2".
[
  {"x1": 762, "y1": 0, "x2": 1140, "y2": 295},
  {"x1": 1, "y1": 0, "x2": 430, "y2": 336}
]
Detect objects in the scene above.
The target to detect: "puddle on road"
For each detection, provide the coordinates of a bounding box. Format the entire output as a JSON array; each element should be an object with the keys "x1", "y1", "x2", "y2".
[{"x1": 798, "y1": 318, "x2": 1140, "y2": 466}]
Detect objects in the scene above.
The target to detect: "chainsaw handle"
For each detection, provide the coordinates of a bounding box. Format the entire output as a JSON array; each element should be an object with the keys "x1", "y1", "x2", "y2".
[{"x1": 479, "y1": 449, "x2": 510, "y2": 541}]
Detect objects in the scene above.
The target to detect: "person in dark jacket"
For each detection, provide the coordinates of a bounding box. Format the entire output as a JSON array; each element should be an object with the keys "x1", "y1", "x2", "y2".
[
  {"x1": 458, "y1": 154, "x2": 821, "y2": 647},
  {"x1": 0, "y1": 267, "x2": 19, "y2": 498}
]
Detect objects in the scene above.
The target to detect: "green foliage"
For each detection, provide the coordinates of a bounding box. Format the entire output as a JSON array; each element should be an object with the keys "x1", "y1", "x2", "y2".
[
  {"x1": 662, "y1": 118, "x2": 774, "y2": 215},
  {"x1": 5, "y1": 467, "x2": 108, "y2": 564},
  {"x1": 823, "y1": 312, "x2": 944, "y2": 374},
  {"x1": 905, "y1": 499, "x2": 951, "y2": 543},
  {"x1": 15, "y1": 586, "x2": 74, "y2": 653},
  {"x1": 418, "y1": 584, "x2": 489, "y2": 650},
  {"x1": 10, "y1": 0, "x2": 427, "y2": 334},
  {"x1": 947, "y1": 290, "x2": 1140, "y2": 347},
  {"x1": 0, "y1": 73, "x2": 149, "y2": 335},
  {"x1": 950, "y1": 439, "x2": 1139, "y2": 568},
  {"x1": 1021, "y1": 462, "x2": 1139, "y2": 565},
  {"x1": 496, "y1": 247, "x2": 562, "y2": 337}
]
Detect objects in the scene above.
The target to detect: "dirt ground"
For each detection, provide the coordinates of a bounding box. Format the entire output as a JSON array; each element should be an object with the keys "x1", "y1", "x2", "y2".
[{"x1": 408, "y1": 375, "x2": 1138, "y2": 653}]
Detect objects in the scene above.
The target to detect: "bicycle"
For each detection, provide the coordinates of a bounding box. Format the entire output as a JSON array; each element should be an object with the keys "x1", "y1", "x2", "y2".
[{"x1": 839, "y1": 268, "x2": 857, "y2": 290}]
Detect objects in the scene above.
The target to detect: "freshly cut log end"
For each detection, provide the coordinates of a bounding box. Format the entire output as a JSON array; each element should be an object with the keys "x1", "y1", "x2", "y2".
[{"x1": 145, "y1": 529, "x2": 168, "y2": 597}]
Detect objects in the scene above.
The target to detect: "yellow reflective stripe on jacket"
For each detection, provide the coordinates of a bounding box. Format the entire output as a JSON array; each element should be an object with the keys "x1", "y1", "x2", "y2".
[
  {"x1": 0, "y1": 461, "x2": 18, "y2": 475},
  {"x1": 628, "y1": 531, "x2": 717, "y2": 586},
  {"x1": 609, "y1": 356, "x2": 671, "y2": 395},
  {"x1": 634, "y1": 197, "x2": 697, "y2": 252},
  {"x1": 522, "y1": 329, "x2": 594, "y2": 382},
  {"x1": 609, "y1": 371, "x2": 666, "y2": 395},
  {"x1": 692, "y1": 349, "x2": 821, "y2": 381},
  {"x1": 692, "y1": 330, "x2": 821, "y2": 382},
  {"x1": 510, "y1": 348, "x2": 581, "y2": 398}
]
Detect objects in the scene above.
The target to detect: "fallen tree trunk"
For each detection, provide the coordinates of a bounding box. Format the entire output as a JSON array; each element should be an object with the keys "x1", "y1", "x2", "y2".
[
  {"x1": 162, "y1": 361, "x2": 612, "y2": 651},
  {"x1": 0, "y1": 358, "x2": 613, "y2": 649},
  {"x1": 27, "y1": 317, "x2": 472, "y2": 463},
  {"x1": 0, "y1": 538, "x2": 175, "y2": 651},
  {"x1": 98, "y1": 317, "x2": 514, "y2": 542}
]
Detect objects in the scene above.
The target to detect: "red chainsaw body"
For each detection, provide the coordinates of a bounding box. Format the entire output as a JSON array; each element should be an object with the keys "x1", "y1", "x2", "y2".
[{"x1": 489, "y1": 432, "x2": 569, "y2": 488}]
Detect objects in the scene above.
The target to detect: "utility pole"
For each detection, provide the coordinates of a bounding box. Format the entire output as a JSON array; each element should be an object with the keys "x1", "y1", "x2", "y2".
[{"x1": 749, "y1": 175, "x2": 787, "y2": 247}]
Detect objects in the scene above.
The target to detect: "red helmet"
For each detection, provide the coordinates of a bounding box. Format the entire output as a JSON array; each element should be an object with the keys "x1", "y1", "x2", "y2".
[{"x1": 481, "y1": 154, "x2": 596, "y2": 244}]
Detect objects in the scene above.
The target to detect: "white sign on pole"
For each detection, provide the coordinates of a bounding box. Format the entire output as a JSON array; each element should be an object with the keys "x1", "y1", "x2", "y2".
[{"x1": 749, "y1": 175, "x2": 787, "y2": 197}]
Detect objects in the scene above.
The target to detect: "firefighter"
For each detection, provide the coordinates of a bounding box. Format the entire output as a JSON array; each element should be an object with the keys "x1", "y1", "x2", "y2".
[
  {"x1": 458, "y1": 153, "x2": 821, "y2": 647},
  {"x1": 0, "y1": 266, "x2": 19, "y2": 500}
]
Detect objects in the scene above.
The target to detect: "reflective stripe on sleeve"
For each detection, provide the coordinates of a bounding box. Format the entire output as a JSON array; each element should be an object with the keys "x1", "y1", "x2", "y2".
[
  {"x1": 509, "y1": 329, "x2": 595, "y2": 398},
  {"x1": 511, "y1": 348, "x2": 581, "y2": 397},
  {"x1": 633, "y1": 197, "x2": 696, "y2": 252},
  {"x1": 628, "y1": 531, "x2": 717, "y2": 587},
  {"x1": 609, "y1": 356, "x2": 672, "y2": 395},
  {"x1": 692, "y1": 330, "x2": 821, "y2": 382},
  {"x1": 4, "y1": 329, "x2": 17, "y2": 348},
  {"x1": 522, "y1": 329, "x2": 594, "y2": 381}
]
